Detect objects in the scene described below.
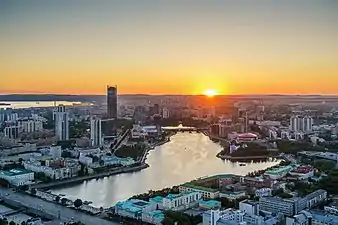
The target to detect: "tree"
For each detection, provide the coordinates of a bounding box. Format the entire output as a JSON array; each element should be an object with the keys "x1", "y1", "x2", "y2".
[
  {"x1": 61, "y1": 198, "x2": 68, "y2": 205},
  {"x1": 9, "y1": 221, "x2": 15, "y2": 225},
  {"x1": 162, "y1": 217, "x2": 174, "y2": 225},
  {"x1": 55, "y1": 196, "x2": 61, "y2": 203},
  {"x1": 30, "y1": 188, "x2": 37, "y2": 195},
  {"x1": 74, "y1": 199, "x2": 83, "y2": 208},
  {"x1": 21, "y1": 222, "x2": 26, "y2": 225},
  {"x1": 0, "y1": 178, "x2": 10, "y2": 188}
]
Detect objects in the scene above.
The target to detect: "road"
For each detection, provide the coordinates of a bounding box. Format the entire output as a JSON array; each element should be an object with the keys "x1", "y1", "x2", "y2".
[{"x1": 0, "y1": 188, "x2": 119, "y2": 225}]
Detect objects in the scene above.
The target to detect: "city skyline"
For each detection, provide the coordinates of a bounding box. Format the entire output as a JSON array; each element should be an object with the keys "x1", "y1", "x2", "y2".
[{"x1": 1, "y1": 0, "x2": 338, "y2": 95}]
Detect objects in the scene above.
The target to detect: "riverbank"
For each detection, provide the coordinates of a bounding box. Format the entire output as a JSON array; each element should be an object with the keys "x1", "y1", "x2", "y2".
[
  {"x1": 217, "y1": 153, "x2": 271, "y2": 160},
  {"x1": 32, "y1": 163, "x2": 149, "y2": 189}
]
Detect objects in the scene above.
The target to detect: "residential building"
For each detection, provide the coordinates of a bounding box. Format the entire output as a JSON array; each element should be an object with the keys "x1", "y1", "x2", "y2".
[
  {"x1": 4, "y1": 125, "x2": 20, "y2": 139},
  {"x1": 239, "y1": 200, "x2": 260, "y2": 217},
  {"x1": 18, "y1": 119, "x2": 43, "y2": 133},
  {"x1": 304, "y1": 189, "x2": 327, "y2": 209},
  {"x1": 162, "y1": 108, "x2": 170, "y2": 119},
  {"x1": 90, "y1": 118, "x2": 102, "y2": 147},
  {"x1": 286, "y1": 210, "x2": 338, "y2": 225},
  {"x1": 202, "y1": 209, "x2": 246, "y2": 225},
  {"x1": 220, "y1": 191, "x2": 246, "y2": 200},
  {"x1": 179, "y1": 183, "x2": 220, "y2": 199},
  {"x1": 115, "y1": 199, "x2": 156, "y2": 220},
  {"x1": 264, "y1": 165, "x2": 295, "y2": 179},
  {"x1": 324, "y1": 201, "x2": 338, "y2": 215},
  {"x1": 54, "y1": 105, "x2": 69, "y2": 141},
  {"x1": 0, "y1": 169, "x2": 34, "y2": 186},
  {"x1": 49, "y1": 145, "x2": 62, "y2": 159},
  {"x1": 199, "y1": 200, "x2": 222, "y2": 210},
  {"x1": 255, "y1": 188, "x2": 272, "y2": 197},
  {"x1": 289, "y1": 165, "x2": 315, "y2": 180},
  {"x1": 79, "y1": 153, "x2": 93, "y2": 166},
  {"x1": 259, "y1": 197, "x2": 298, "y2": 216},
  {"x1": 162, "y1": 191, "x2": 202, "y2": 211}
]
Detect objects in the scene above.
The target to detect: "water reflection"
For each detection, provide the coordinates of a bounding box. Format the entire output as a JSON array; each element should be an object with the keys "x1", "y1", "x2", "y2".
[{"x1": 52, "y1": 133, "x2": 279, "y2": 207}]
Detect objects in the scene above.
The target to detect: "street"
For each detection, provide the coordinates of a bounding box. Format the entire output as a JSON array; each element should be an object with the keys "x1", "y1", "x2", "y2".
[{"x1": 0, "y1": 188, "x2": 119, "y2": 225}]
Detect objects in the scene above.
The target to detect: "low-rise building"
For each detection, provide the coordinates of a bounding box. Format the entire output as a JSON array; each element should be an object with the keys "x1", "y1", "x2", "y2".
[
  {"x1": 220, "y1": 191, "x2": 246, "y2": 200},
  {"x1": 324, "y1": 201, "x2": 338, "y2": 215},
  {"x1": 162, "y1": 191, "x2": 202, "y2": 211},
  {"x1": 289, "y1": 165, "x2": 315, "y2": 180},
  {"x1": 115, "y1": 199, "x2": 156, "y2": 220},
  {"x1": 199, "y1": 200, "x2": 222, "y2": 210},
  {"x1": 255, "y1": 188, "x2": 272, "y2": 197},
  {"x1": 0, "y1": 169, "x2": 34, "y2": 186},
  {"x1": 179, "y1": 183, "x2": 220, "y2": 199},
  {"x1": 264, "y1": 165, "x2": 295, "y2": 180}
]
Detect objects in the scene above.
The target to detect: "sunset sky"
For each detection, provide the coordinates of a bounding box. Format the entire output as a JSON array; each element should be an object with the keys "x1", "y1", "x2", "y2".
[{"x1": 1, "y1": 0, "x2": 338, "y2": 95}]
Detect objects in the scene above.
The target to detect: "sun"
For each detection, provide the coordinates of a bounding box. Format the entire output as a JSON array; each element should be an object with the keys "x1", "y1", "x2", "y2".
[{"x1": 203, "y1": 89, "x2": 218, "y2": 97}]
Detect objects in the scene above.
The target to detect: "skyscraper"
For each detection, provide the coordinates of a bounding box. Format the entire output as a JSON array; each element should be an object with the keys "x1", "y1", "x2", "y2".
[
  {"x1": 107, "y1": 85, "x2": 117, "y2": 119},
  {"x1": 54, "y1": 105, "x2": 69, "y2": 141},
  {"x1": 90, "y1": 118, "x2": 102, "y2": 147},
  {"x1": 107, "y1": 85, "x2": 117, "y2": 135}
]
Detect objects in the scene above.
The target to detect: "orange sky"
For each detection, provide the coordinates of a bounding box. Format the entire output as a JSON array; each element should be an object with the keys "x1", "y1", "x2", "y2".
[{"x1": 1, "y1": 1, "x2": 338, "y2": 95}]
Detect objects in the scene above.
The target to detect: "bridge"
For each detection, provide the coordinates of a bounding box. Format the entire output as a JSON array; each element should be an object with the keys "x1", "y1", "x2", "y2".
[{"x1": 162, "y1": 125, "x2": 209, "y2": 132}]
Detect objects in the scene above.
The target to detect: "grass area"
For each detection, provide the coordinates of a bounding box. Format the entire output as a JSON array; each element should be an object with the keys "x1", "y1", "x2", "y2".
[{"x1": 114, "y1": 143, "x2": 146, "y2": 160}]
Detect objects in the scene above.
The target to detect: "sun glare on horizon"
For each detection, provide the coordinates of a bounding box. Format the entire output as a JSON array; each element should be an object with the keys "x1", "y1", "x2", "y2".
[{"x1": 203, "y1": 89, "x2": 218, "y2": 97}]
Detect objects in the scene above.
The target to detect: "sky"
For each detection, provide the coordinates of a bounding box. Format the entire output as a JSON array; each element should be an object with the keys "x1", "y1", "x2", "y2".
[{"x1": 1, "y1": 0, "x2": 338, "y2": 95}]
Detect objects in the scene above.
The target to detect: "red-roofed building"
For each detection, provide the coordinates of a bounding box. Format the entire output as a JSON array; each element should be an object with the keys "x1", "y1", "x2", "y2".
[{"x1": 289, "y1": 165, "x2": 315, "y2": 180}]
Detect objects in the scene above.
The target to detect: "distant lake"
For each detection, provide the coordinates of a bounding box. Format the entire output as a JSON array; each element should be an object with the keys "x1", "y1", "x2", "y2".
[{"x1": 0, "y1": 101, "x2": 81, "y2": 109}]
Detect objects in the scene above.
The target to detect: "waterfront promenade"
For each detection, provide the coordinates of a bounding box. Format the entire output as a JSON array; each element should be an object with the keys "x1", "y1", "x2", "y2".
[
  {"x1": 0, "y1": 188, "x2": 119, "y2": 225},
  {"x1": 32, "y1": 163, "x2": 148, "y2": 189}
]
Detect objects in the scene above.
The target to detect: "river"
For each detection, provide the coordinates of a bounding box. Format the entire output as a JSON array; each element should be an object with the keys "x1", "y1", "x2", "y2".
[{"x1": 51, "y1": 133, "x2": 279, "y2": 207}]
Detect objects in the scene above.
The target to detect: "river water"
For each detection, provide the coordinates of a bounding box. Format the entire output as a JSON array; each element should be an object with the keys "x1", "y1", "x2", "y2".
[{"x1": 52, "y1": 133, "x2": 279, "y2": 207}]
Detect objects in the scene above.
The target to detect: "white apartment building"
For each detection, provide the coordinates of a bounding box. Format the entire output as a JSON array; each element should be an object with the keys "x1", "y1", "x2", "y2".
[
  {"x1": 54, "y1": 105, "x2": 69, "y2": 141},
  {"x1": 162, "y1": 191, "x2": 202, "y2": 211},
  {"x1": 79, "y1": 153, "x2": 93, "y2": 166},
  {"x1": 255, "y1": 188, "x2": 272, "y2": 197},
  {"x1": 0, "y1": 169, "x2": 34, "y2": 186},
  {"x1": 4, "y1": 125, "x2": 20, "y2": 139},
  {"x1": 18, "y1": 119, "x2": 43, "y2": 133},
  {"x1": 290, "y1": 116, "x2": 313, "y2": 133},
  {"x1": 23, "y1": 161, "x2": 76, "y2": 180},
  {"x1": 179, "y1": 184, "x2": 220, "y2": 199},
  {"x1": 203, "y1": 209, "x2": 246, "y2": 225},
  {"x1": 50, "y1": 145, "x2": 62, "y2": 159},
  {"x1": 90, "y1": 118, "x2": 102, "y2": 147},
  {"x1": 162, "y1": 108, "x2": 170, "y2": 119}
]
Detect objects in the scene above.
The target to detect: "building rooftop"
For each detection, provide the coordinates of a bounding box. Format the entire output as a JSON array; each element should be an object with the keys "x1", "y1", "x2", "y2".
[
  {"x1": 150, "y1": 196, "x2": 164, "y2": 203},
  {"x1": 265, "y1": 165, "x2": 294, "y2": 175},
  {"x1": 115, "y1": 199, "x2": 150, "y2": 213},
  {"x1": 147, "y1": 210, "x2": 165, "y2": 220},
  {"x1": 311, "y1": 210, "x2": 338, "y2": 224},
  {"x1": 165, "y1": 191, "x2": 198, "y2": 200},
  {"x1": 181, "y1": 183, "x2": 218, "y2": 193},
  {"x1": 199, "y1": 200, "x2": 221, "y2": 208},
  {"x1": 0, "y1": 169, "x2": 32, "y2": 177}
]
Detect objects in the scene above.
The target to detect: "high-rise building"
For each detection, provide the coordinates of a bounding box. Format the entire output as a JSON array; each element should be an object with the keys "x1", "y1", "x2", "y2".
[
  {"x1": 54, "y1": 105, "x2": 69, "y2": 141},
  {"x1": 4, "y1": 126, "x2": 20, "y2": 139},
  {"x1": 290, "y1": 116, "x2": 313, "y2": 133},
  {"x1": 107, "y1": 85, "x2": 117, "y2": 119},
  {"x1": 162, "y1": 108, "x2": 170, "y2": 119},
  {"x1": 107, "y1": 85, "x2": 117, "y2": 135},
  {"x1": 90, "y1": 118, "x2": 102, "y2": 147}
]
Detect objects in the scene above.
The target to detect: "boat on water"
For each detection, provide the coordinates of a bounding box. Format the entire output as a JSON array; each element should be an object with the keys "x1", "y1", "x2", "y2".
[
  {"x1": 239, "y1": 163, "x2": 246, "y2": 166},
  {"x1": 0, "y1": 102, "x2": 11, "y2": 106}
]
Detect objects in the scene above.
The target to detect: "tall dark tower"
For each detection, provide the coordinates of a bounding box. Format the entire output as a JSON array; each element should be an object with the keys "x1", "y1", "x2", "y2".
[
  {"x1": 107, "y1": 85, "x2": 117, "y2": 119},
  {"x1": 107, "y1": 85, "x2": 117, "y2": 136}
]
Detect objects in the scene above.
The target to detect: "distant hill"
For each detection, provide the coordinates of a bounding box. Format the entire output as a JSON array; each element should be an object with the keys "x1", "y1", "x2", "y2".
[{"x1": 0, "y1": 94, "x2": 105, "y2": 102}]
